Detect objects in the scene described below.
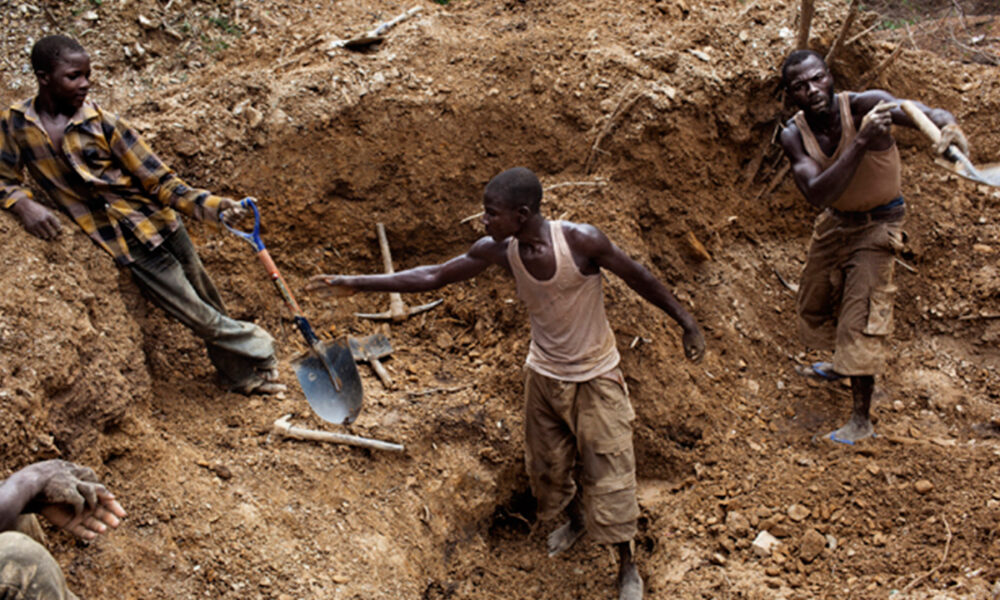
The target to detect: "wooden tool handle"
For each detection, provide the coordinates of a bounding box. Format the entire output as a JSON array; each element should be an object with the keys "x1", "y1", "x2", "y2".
[
  {"x1": 900, "y1": 101, "x2": 942, "y2": 144},
  {"x1": 375, "y1": 223, "x2": 408, "y2": 320},
  {"x1": 370, "y1": 357, "x2": 395, "y2": 388}
]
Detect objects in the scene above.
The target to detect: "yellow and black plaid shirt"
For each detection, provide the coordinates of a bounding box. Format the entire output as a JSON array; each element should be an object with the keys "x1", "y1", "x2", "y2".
[{"x1": 0, "y1": 98, "x2": 224, "y2": 265}]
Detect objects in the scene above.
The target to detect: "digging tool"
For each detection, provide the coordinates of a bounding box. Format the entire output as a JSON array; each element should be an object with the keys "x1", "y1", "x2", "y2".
[
  {"x1": 354, "y1": 223, "x2": 443, "y2": 321},
  {"x1": 224, "y1": 198, "x2": 363, "y2": 425},
  {"x1": 901, "y1": 101, "x2": 1000, "y2": 187},
  {"x1": 272, "y1": 414, "x2": 404, "y2": 452},
  {"x1": 348, "y1": 333, "x2": 394, "y2": 389}
]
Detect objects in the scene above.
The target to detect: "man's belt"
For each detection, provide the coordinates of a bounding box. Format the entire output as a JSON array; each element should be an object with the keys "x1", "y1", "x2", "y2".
[{"x1": 831, "y1": 196, "x2": 905, "y2": 221}]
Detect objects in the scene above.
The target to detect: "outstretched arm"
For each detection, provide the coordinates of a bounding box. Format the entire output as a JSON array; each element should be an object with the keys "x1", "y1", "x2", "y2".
[
  {"x1": 565, "y1": 224, "x2": 704, "y2": 362},
  {"x1": 307, "y1": 236, "x2": 510, "y2": 297},
  {"x1": 0, "y1": 460, "x2": 125, "y2": 541}
]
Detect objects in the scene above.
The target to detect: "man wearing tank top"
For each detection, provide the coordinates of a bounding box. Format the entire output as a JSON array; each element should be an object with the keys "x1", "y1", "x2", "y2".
[
  {"x1": 308, "y1": 167, "x2": 705, "y2": 600},
  {"x1": 778, "y1": 50, "x2": 967, "y2": 444}
]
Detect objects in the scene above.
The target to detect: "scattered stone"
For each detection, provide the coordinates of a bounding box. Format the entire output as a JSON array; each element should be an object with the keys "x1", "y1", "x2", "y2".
[
  {"x1": 765, "y1": 565, "x2": 782, "y2": 576},
  {"x1": 689, "y1": 49, "x2": 711, "y2": 62},
  {"x1": 914, "y1": 479, "x2": 934, "y2": 494},
  {"x1": 710, "y1": 552, "x2": 726, "y2": 566},
  {"x1": 867, "y1": 463, "x2": 881, "y2": 476},
  {"x1": 82, "y1": 10, "x2": 99, "y2": 21},
  {"x1": 725, "y1": 510, "x2": 750, "y2": 537},
  {"x1": 138, "y1": 14, "x2": 156, "y2": 29},
  {"x1": 799, "y1": 528, "x2": 826, "y2": 562},
  {"x1": 825, "y1": 534, "x2": 837, "y2": 550},
  {"x1": 787, "y1": 503, "x2": 810, "y2": 522},
  {"x1": 752, "y1": 530, "x2": 780, "y2": 557},
  {"x1": 245, "y1": 106, "x2": 264, "y2": 128},
  {"x1": 872, "y1": 532, "x2": 887, "y2": 546}
]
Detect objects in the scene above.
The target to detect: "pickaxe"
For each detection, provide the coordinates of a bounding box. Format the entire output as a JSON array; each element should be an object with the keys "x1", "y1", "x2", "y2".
[
  {"x1": 355, "y1": 223, "x2": 442, "y2": 321},
  {"x1": 272, "y1": 414, "x2": 404, "y2": 452}
]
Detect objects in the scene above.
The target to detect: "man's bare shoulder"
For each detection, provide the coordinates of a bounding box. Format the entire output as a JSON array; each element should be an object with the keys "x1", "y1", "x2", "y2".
[
  {"x1": 468, "y1": 235, "x2": 510, "y2": 262},
  {"x1": 780, "y1": 121, "x2": 807, "y2": 155},
  {"x1": 561, "y1": 221, "x2": 610, "y2": 255}
]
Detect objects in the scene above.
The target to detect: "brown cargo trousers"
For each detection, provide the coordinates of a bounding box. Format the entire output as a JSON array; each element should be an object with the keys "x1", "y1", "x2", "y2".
[
  {"x1": 523, "y1": 367, "x2": 639, "y2": 545},
  {"x1": 796, "y1": 205, "x2": 905, "y2": 375}
]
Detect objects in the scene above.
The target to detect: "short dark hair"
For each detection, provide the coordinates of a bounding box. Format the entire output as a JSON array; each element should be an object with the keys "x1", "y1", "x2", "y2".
[
  {"x1": 31, "y1": 35, "x2": 86, "y2": 74},
  {"x1": 781, "y1": 49, "x2": 826, "y2": 89},
  {"x1": 485, "y1": 167, "x2": 542, "y2": 213}
]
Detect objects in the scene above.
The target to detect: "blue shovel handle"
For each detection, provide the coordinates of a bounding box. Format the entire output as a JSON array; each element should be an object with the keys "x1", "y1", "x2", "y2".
[{"x1": 222, "y1": 197, "x2": 265, "y2": 252}]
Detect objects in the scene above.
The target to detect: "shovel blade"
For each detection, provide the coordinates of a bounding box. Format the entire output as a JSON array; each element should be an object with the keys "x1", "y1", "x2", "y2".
[{"x1": 293, "y1": 338, "x2": 364, "y2": 425}]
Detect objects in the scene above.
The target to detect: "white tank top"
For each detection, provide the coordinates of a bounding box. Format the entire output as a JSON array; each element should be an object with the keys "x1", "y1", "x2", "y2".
[{"x1": 507, "y1": 221, "x2": 620, "y2": 381}]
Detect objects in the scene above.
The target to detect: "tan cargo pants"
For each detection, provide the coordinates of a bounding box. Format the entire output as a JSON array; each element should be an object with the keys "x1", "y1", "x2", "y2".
[
  {"x1": 796, "y1": 205, "x2": 905, "y2": 375},
  {"x1": 523, "y1": 367, "x2": 639, "y2": 545}
]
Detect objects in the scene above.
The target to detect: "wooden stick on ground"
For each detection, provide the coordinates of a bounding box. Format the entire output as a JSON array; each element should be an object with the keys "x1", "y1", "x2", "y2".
[
  {"x1": 825, "y1": 0, "x2": 860, "y2": 63},
  {"x1": 901, "y1": 517, "x2": 952, "y2": 593},
  {"x1": 796, "y1": 0, "x2": 816, "y2": 50}
]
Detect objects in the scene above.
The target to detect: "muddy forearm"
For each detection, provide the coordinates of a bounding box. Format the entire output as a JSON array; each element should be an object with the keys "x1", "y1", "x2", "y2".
[
  {"x1": 344, "y1": 266, "x2": 446, "y2": 294},
  {"x1": 0, "y1": 469, "x2": 45, "y2": 532},
  {"x1": 799, "y1": 139, "x2": 869, "y2": 209}
]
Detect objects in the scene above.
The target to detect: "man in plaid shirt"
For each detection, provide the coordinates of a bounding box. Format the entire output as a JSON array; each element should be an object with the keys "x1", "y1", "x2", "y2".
[{"x1": 1, "y1": 35, "x2": 284, "y2": 395}]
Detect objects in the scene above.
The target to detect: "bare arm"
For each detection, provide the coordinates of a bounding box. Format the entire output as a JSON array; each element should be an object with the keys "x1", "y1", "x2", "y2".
[
  {"x1": 564, "y1": 224, "x2": 705, "y2": 361},
  {"x1": 307, "y1": 236, "x2": 510, "y2": 296}
]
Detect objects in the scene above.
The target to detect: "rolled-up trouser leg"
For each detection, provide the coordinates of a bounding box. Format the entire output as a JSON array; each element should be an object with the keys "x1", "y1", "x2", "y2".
[
  {"x1": 575, "y1": 373, "x2": 638, "y2": 545},
  {"x1": 832, "y1": 217, "x2": 902, "y2": 375},
  {"x1": 124, "y1": 223, "x2": 276, "y2": 390},
  {"x1": 0, "y1": 531, "x2": 69, "y2": 600}
]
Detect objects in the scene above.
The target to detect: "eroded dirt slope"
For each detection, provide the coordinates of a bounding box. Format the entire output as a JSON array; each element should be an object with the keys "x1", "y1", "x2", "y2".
[{"x1": 1, "y1": 0, "x2": 999, "y2": 598}]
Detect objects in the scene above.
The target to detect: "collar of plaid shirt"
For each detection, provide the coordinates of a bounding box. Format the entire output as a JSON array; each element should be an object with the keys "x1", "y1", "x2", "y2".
[{"x1": 2, "y1": 98, "x2": 224, "y2": 265}]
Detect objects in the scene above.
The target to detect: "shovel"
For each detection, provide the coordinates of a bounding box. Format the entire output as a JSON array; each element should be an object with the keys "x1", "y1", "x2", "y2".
[
  {"x1": 901, "y1": 101, "x2": 1000, "y2": 187},
  {"x1": 224, "y1": 198, "x2": 363, "y2": 425},
  {"x1": 349, "y1": 333, "x2": 394, "y2": 389}
]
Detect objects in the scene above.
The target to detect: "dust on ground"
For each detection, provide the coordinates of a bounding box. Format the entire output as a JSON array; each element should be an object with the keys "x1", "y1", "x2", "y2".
[{"x1": 1, "y1": 0, "x2": 999, "y2": 598}]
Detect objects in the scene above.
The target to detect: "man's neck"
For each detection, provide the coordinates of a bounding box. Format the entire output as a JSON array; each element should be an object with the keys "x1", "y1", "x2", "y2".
[
  {"x1": 515, "y1": 215, "x2": 550, "y2": 251},
  {"x1": 803, "y1": 94, "x2": 840, "y2": 135},
  {"x1": 33, "y1": 93, "x2": 76, "y2": 120}
]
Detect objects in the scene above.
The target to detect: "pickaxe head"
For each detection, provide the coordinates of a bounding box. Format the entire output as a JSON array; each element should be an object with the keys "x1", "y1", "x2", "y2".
[{"x1": 355, "y1": 299, "x2": 443, "y2": 321}]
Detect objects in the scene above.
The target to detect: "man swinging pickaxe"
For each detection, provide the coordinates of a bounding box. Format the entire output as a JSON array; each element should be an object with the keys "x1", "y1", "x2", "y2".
[{"x1": 354, "y1": 223, "x2": 443, "y2": 321}]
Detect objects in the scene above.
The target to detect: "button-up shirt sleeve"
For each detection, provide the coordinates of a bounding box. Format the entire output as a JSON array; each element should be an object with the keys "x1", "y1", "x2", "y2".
[
  {"x1": 0, "y1": 108, "x2": 34, "y2": 210},
  {"x1": 106, "y1": 113, "x2": 225, "y2": 222}
]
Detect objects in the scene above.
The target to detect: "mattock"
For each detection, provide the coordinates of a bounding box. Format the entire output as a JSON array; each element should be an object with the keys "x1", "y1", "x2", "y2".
[{"x1": 355, "y1": 223, "x2": 443, "y2": 321}]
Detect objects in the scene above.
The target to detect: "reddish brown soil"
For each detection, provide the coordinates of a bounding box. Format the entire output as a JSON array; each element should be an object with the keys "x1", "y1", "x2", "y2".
[{"x1": 2, "y1": 1, "x2": 999, "y2": 599}]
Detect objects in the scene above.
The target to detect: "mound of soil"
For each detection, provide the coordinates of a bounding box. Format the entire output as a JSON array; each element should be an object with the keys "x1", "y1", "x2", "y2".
[{"x1": 1, "y1": 0, "x2": 999, "y2": 598}]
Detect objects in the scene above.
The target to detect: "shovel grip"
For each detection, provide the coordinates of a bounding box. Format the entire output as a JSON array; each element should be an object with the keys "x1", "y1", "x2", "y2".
[{"x1": 901, "y1": 101, "x2": 942, "y2": 144}]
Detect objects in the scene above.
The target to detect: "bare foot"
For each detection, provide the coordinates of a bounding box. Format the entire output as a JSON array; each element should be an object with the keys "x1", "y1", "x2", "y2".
[
  {"x1": 547, "y1": 520, "x2": 584, "y2": 557},
  {"x1": 618, "y1": 563, "x2": 643, "y2": 600},
  {"x1": 827, "y1": 415, "x2": 874, "y2": 445}
]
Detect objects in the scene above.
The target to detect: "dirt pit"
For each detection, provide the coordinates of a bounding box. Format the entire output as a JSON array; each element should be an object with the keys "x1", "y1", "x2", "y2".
[{"x1": 1, "y1": 0, "x2": 1000, "y2": 598}]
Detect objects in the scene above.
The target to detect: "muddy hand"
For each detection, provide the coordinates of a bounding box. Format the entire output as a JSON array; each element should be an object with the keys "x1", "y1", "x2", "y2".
[
  {"x1": 859, "y1": 101, "x2": 898, "y2": 140},
  {"x1": 682, "y1": 326, "x2": 705, "y2": 363},
  {"x1": 934, "y1": 123, "x2": 970, "y2": 158},
  {"x1": 40, "y1": 487, "x2": 126, "y2": 540},
  {"x1": 218, "y1": 198, "x2": 249, "y2": 225},
  {"x1": 306, "y1": 274, "x2": 358, "y2": 297},
  {"x1": 11, "y1": 198, "x2": 61, "y2": 240}
]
